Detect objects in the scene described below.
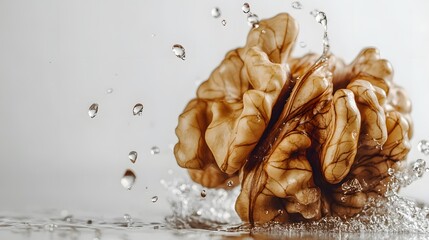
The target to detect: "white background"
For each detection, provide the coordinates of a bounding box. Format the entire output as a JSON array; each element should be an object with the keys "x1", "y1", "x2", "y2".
[{"x1": 1, "y1": 0, "x2": 428, "y2": 221}]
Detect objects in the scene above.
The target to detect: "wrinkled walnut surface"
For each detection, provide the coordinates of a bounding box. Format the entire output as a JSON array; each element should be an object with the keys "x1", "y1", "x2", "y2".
[{"x1": 174, "y1": 13, "x2": 412, "y2": 223}]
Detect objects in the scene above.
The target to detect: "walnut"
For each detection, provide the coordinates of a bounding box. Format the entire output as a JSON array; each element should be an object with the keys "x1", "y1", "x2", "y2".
[{"x1": 174, "y1": 13, "x2": 412, "y2": 223}]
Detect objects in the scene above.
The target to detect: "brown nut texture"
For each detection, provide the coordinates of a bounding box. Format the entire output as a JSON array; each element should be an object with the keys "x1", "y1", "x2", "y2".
[{"x1": 174, "y1": 13, "x2": 412, "y2": 223}]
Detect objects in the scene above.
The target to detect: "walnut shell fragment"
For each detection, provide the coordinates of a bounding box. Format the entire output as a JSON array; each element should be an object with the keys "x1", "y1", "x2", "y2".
[{"x1": 174, "y1": 13, "x2": 412, "y2": 223}]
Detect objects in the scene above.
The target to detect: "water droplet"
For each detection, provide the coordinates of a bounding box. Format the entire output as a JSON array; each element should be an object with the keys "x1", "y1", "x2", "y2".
[
  {"x1": 277, "y1": 209, "x2": 284, "y2": 215},
  {"x1": 299, "y1": 41, "x2": 307, "y2": 48},
  {"x1": 247, "y1": 13, "x2": 259, "y2": 28},
  {"x1": 172, "y1": 44, "x2": 186, "y2": 60},
  {"x1": 152, "y1": 196, "x2": 159, "y2": 203},
  {"x1": 242, "y1": 3, "x2": 250, "y2": 13},
  {"x1": 211, "y1": 7, "x2": 221, "y2": 18},
  {"x1": 418, "y1": 140, "x2": 429, "y2": 155},
  {"x1": 351, "y1": 131, "x2": 358, "y2": 140},
  {"x1": 388, "y1": 168, "x2": 395, "y2": 176},
  {"x1": 221, "y1": 19, "x2": 227, "y2": 26},
  {"x1": 201, "y1": 190, "x2": 207, "y2": 198},
  {"x1": 88, "y1": 103, "x2": 99, "y2": 118},
  {"x1": 62, "y1": 215, "x2": 73, "y2": 222},
  {"x1": 128, "y1": 151, "x2": 138, "y2": 164},
  {"x1": 256, "y1": 114, "x2": 262, "y2": 123},
  {"x1": 123, "y1": 214, "x2": 133, "y2": 227},
  {"x1": 133, "y1": 103, "x2": 144, "y2": 116},
  {"x1": 412, "y1": 159, "x2": 426, "y2": 178},
  {"x1": 227, "y1": 180, "x2": 234, "y2": 187},
  {"x1": 121, "y1": 169, "x2": 136, "y2": 190},
  {"x1": 291, "y1": 1, "x2": 302, "y2": 9},
  {"x1": 265, "y1": 210, "x2": 269, "y2": 215},
  {"x1": 45, "y1": 224, "x2": 57, "y2": 232},
  {"x1": 150, "y1": 146, "x2": 160, "y2": 155},
  {"x1": 87, "y1": 219, "x2": 93, "y2": 224},
  {"x1": 106, "y1": 88, "x2": 113, "y2": 94}
]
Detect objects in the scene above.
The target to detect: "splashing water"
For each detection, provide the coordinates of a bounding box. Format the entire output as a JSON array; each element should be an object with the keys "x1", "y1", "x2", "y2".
[
  {"x1": 161, "y1": 156, "x2": 429, "y2": 234},
  {"x1": 310, "y1": 9, "x2": 330, "y2": 56}
]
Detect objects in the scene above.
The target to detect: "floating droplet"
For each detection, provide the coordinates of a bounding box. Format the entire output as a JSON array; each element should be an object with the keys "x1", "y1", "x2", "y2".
[
  {"x1": 299, "y1": 41, "x2": 307, "y2": 48},
  {"x1": 291, "y1": 1, "x2": 302, "y2": 9},
  {"x1": 227, "y1": 180, "x2": 234, "y2": 187},
  {"x1": 388, "y1": 168, "x2": 395, "y2": 176},
  {"x1": 201, "y1": 190, "x2": 207, "y2": 198},
  {"x1": 277, "y1": 209, "x2": 284, "y2": 215},
  {"x1": 128, "y1": 151, "x2": 138, "y2": 163},
  {"x1": 221, "y1": 19, "x2": 227, "y2": 26},
  {"x1": 412, "y1": 159, "x2": 426, "y2": 178},
  {"x1": 211, "y1": 7, "x2": 221, "y2": 18},
  {"x1": 88, "y1": 103, "x2": 99, "y2": 118},
  {"x1": 121, "y1": 169, "x2": 136, "y2": 190},
  {"x1": 151, "y1": 196, "x2": 158, "y2": 203},
  {"x1": 242, "y1": 3, "x2": 250, "y2": 13},
  {"x1": 265, "y1": 210, "x2": 269, "y2": 215},
  {"x1": 106, "y1": 88, "x2": 113, "y2": 94},
  {"x1": 172, "y1": 44, "x2": 186, "y2": 60},
  {"x1": 133, "y1": 103, "x2": 144, "y2": 116},
  {"x1": 247, "y1": 13, "x2": 260, "y2": 28},
  {"x1": 150, "y1": 146, "x2": 160, "y2": 155},
  {"x1": 418, "y1": 140, "x2": 429, "y2": 155}
]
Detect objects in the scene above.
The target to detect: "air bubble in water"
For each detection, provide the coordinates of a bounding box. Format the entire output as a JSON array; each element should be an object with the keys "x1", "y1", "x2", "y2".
[
  {"x1": 128, "y1": 151, "x2": 138, "y2": 164},
  {"x1": 227, "y1": 180, "x2": 234, "y2": 187},
  {"x1": 418, "y1": 140, "x2": 429, "y2": 155},
  {"x1": 291, "y1": 1, "x2": 302, "y2": 9},
  {"x1": 133, "y1": 103, "x2": 144, "y2": 116},
  {"x1": 151, "y1": 146, "x2": 160, "y2": 155},
  {"x1": 201, "y1": 190, "x2": 207, "y2": 198},
  {"x1": 88, "y1": 103, "x2": 99, "y2": 118},
  {"x1": 221, "y1": 19, "x2": 227, "y2": 26},
  {"x1": 106, "y1": 88, "x2": 113, "y2": 94},
  {"x1": 121, "y1": 169, "x2": 136, "y2": 190},
  {"x1": 172, "y1": 44, "x2": 186, "y2": 60},
  {"x1": 247, "y1": 13, "x2": 260, "y2": 28},
  {"x1": 242, "y1": 3, "x2": 250, "y2": 14},
  {"x1": 152, "y1": 196, "x2": 159, "y2": 203},
  {"x1": 211, "y1": 7, "x2": 221, "y2": 18}
]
